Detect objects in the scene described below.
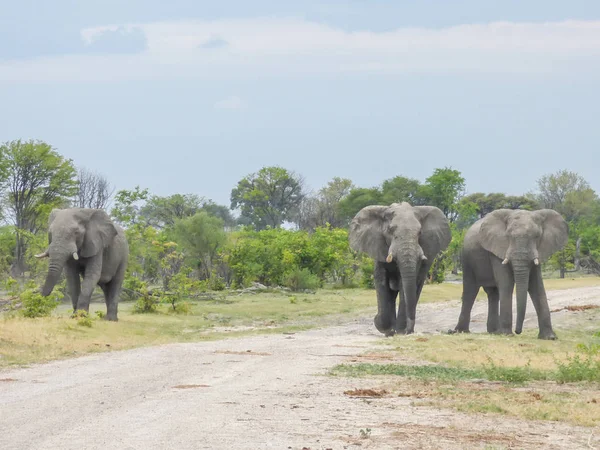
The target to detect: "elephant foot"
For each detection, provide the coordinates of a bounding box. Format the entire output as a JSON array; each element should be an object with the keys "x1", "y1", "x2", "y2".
[
  {"x1": 405, "y1": 319, "x2": 415, "y2": 335},
  {"x1": 394, "y1": 328, "x2": 407, "y2": 335},
  {"x1": 451, "y1": 326, "x2": 470, "y2": 334},
  {"x1": 538, "y1": 330, "x2": 557, "y2": 340},
  {"x1": 104, "y1": 315, "x2": 118, "y2": 322},
  {"x1": 374, "y1": 315, "x2": 395, "y2": 336}
]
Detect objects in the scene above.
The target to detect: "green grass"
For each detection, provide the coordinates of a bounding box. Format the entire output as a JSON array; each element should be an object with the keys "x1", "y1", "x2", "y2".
[
  {"x1": 1, "y1": 277, "x2": 599, "y2": 369},
  {"x1": 331, "y1": 362, "x2": 551, "y2": 383}
]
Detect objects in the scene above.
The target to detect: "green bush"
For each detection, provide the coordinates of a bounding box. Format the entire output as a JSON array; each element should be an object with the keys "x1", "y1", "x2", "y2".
[
  {"x1": 20, "y1": 288, "x2": 60, "y2": 318},
  {"x1": 73, "y1": 310, "x2": 93, "y2": 327},
  {"x1": 555, "y1": 344, "x2": 600, "y2": 383},
  {"x1": 122, "y1": 276, "x2": 147, "y2": 301},
  {"x1": 208, "y1": 273, "x2": 226, "y2": 291},
  {"x1": 359, "y1": 258, "x2": 374, "y2": 289},
  {"x1": 284, "y1": 267, "x2": 320, "y2": 291}
]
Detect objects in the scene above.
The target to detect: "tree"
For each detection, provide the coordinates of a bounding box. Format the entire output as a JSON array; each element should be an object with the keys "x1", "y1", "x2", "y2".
[
  {"x1": 173, "y1": 212, "x2": 227, "y2": 279},
  {"x1": 74, "y1": 167, "x2": 114, "y2": 209},
  {"x1": 338, "y1": 187, "x2": 384, "y2": 224},
  {"x1": 462, "y1": 192, "x2": 538, "y2": 219},
  {"x1": 230, "y1": 166, "x2": 305, "y2": 230},
  {"x1": 298, "y1": 177, "x2": 354, "y2": 230},
  {"x1": 140, "y1": 193, "x2": 202, "y2": 229},
  {"x1": 197, "y1": 200, "x2": 236, "y2": 230},
  {"x1": 380, "y1": 176, "x2": 423, "y2": 205},
  {"x1": 1, "y1": 140, "x2": 77, "y2": 276},
  {"x1": 536, "y1": 170, "x2": 590, "y2": 213},
  {"x1": 110, "y1": 186, "x2": 149, "y2": 227},
  {"x1": 534, "y1": 171, "x2": 600, "y2": 274},
  {"x1": 420, "y1": 167, "x2": 466, "y2": 222}
]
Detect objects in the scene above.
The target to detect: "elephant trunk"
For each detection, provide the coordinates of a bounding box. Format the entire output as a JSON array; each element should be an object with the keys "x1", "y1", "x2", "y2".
[
  {"x1": 41, "y1": 250, "x2": 70, "y2": 296},
  {"x1": 397, "y1": 254, "x2": 420, "y2": 334},
  {"x1": 513, "y1": 261, "x2": 531, "y2": 335}
]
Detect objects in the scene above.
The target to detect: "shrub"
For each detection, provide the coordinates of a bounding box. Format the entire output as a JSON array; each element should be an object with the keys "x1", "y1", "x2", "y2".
[
  {"x1": 73, "y1": 310, "x2": 93, "y2": 327},
  {"x1": 208, "y1": 273, "x2": 226, "y2": 291},
  {"x1": 20, "y1": 288, "x2": 60, "y2": 318},
  {"x1": 359, "y1": 258, "x2": 374, "y2": 289},
  {"x1": 122, "y1": 276, "x2": 147, "y2": 301},
  {"x1": 555, "y1": 344, "x2": 600, "y2": 383},
  {"x1": 284, "y1": 267, "x2": 320, "y2": 291}
]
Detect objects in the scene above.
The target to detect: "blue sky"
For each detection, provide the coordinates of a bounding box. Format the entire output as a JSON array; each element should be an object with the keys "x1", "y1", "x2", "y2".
[{"x1": 1, "y1": 1, "x2": 600, "y2": 205}]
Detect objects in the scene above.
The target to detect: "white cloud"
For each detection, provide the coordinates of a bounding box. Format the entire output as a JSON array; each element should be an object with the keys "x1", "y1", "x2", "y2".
[
  {"x1": 2, "y1": 18, "x2": 600, "y2": 82},
  {"x1": 214, "y1": 96, "x2": 246, "y2": 110}
]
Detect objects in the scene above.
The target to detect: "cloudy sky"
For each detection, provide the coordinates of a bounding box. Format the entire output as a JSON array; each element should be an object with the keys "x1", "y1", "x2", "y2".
[{"x1": 1, "y1": 1, "x2": 600, "y2": 205}]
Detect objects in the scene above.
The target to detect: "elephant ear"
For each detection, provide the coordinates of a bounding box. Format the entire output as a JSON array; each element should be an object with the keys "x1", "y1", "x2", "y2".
[
  {"x1": 48, "y1": 209, "x2": 60, "y2": 226},
  {"x1": 349, "y1": 205, "x2": 390, "y2": 262},
  {"x1": 81, "y1": 209, "x2": 118, "y2": 258},
  {"x1": 413, "y1": 206, "x2": 451, "y2": 259},
  {"x1": 533, "y1": 209, "x2": 569, "y2": 261},
  {"x1": 479, "y1": 209, "x2": 513, "y2": 260}
]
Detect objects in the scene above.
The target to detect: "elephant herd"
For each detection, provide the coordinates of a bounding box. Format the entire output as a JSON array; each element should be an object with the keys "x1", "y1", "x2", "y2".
[
  {"x1": 32, "y1": 203, "x2": 569, "y2": 340},
  {"x1": 349, "y1": 202, "x2": 568, "y2": 340}
]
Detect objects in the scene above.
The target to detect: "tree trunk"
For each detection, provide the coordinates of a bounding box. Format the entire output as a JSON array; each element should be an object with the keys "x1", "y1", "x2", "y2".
[{"x1": 574, "y1": 237, "x2": 582, "y2": 271}]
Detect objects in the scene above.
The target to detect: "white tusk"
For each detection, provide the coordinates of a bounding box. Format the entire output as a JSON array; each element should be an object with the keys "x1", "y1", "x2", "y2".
[
  {"x1": 35, "y1": 251, "x2": 49, "y2": 259},
  {"x1": 534, "y1": 258, "x2": 539, "y2": 266},
  {"x1": 502, "y1": 258, "x2": 509, "y2": 265},
  {"x1": 72, "y1": 252, "x2": 79, "y2": 261},
  {"x1": 421, "y1": 254, "x2": 428, "y2": 261},
  {"x1": 386, "y1": 253, "x2": 393, "y2": 263}
]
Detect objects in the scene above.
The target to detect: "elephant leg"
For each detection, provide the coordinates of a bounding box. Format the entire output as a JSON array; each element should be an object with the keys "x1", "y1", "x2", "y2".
[
  {"x1": 374, "y1": 263, "x2": 398, "y2": 336},
  {"x1": 64, "y1": 263, "x2": 81, "y2": 312},
  {"x1": 483, "y1": 286, "x2": 499, "y2": 333},
  {"x1": 528, "y1": 268, "x2": 557, "y2": 340},
  {"x1": 77, "y1": 258, "x2": 102, "y2": 313},
  {"x1": 454, "y1": 282, "x2": 480, "y2": 333},
  {"x1": 395, "y1": 278, "x2": 406, "y2": 334},
  {"x1": 492, "y1": 260, "x2": 514, "y2": 335},
  {"x1": 103, "y1": 265, "x2": 125, "y2": 321}
]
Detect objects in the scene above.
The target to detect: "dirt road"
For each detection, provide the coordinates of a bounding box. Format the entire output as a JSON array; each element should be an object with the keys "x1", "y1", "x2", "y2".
[{"x1": 2, "y1": 286, "x2": 600, "y2": 450}]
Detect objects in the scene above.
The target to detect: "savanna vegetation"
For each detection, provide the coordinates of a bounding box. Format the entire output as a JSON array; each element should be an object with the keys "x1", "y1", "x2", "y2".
[{"x1": 1, "y1": 139, "x2": 600, "y2": 375}]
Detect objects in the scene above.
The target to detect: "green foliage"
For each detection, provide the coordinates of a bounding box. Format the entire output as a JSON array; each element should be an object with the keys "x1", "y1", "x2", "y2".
[
  {"x1": 380, "y1": 175, "x2": 423, "y2": 205},
  {"x1": 331, "y1": 362, "x2": 550, "y2": 384},
  {"x1": 111, "y1": 186, "x2": 149, "y2": 227},
  {"x1": 555, "y1": 344, "x2": 600, "y2": 383},
  {"x1": 428, "y1": 253, "x2": 449, "y2": 283},
  {"x1": 1, "y1": 139, "x2": 77, "y2": 275},
  {"x1": 284, "y1": 267, "x2": 320, "y2": 291},
  {"x1": 359, "y1": 258, "x2": 375, "y2": 289},
  {"x1": 161, "y1": 270, "x2": 203, "y2": 313},
  {"x1": 421, "y1": 167, "x2": 466, "y2": 222},
  {"x1": 339, "y1": 187, "x2": 384, "y2": 223},
  {"x1": 230, "y1": 166, "x2": 305, "y2": 230},
  {"x1": 223, "y1": 226, "x2": 359, "y2": 288},
  {"x1": 20, "y1": 286, "x2": 60, "y2": 318},
  {"x1": 95, "y1": 310, "x2": 106, "y2": 319},
  {"x1": 173, "y1": 212, "x2": 226, "y2": 279},
  {"x1": 130, "y1": 280, "x2": 160, "y2": 314},
  {"x1": 73, "y1": 310, "x2": 93, "y2": 327}
]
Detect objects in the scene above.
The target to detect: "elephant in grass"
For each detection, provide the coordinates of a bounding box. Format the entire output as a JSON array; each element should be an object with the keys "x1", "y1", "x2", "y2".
[
  {"x1": 452, "y1": 209, "x2": 568, "y2": 340},
  {"x1": 349, "y1": 202, "x2": 451, "y2": 336},
  {"x1": 35, "y1": 208, "x2": 129, "y2": 321}
]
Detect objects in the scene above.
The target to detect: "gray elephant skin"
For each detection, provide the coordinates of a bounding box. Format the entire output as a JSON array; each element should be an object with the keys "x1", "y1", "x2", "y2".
[
  {"x1": 349, "y1": 202, "x2": 451, "y2": 336},
  {"x1": 453, "y1": 209, "x2": 568, "y2": 340},
  {"x1": 36, "y1": 208, "x2": 129, "y2": 321}
]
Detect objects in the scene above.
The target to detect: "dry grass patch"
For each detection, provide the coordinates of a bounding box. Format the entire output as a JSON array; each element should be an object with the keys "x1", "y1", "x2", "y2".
[{"x1": 415, "y1": 381, "x2": 600, "y2": 427}]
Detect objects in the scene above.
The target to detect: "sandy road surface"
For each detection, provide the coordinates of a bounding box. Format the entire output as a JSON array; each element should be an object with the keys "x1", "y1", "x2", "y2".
[{"x1": 2, "y1": 286, "x2": 600, "y2": 450}]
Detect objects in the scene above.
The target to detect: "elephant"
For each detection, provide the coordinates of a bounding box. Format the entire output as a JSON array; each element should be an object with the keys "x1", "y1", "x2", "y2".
[
  {"x1": 35, "y1": 208, "x2": 129, "y2": 321},
  {"x1": 349, "y1": 202, "x2": 451, "y2": 336},
  {"x1": 452, "y1": 209, "x2": 568, "y2": 340}
]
